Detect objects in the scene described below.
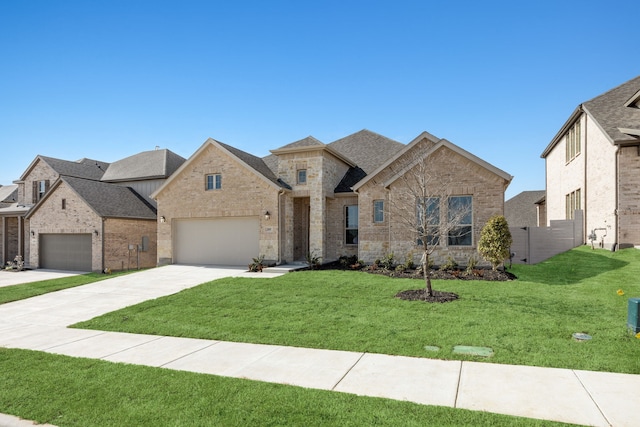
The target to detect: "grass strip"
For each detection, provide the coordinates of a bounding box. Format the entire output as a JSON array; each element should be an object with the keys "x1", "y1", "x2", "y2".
[{"x1": 0, "y1": 348, "x2": 570, "y2": 427}]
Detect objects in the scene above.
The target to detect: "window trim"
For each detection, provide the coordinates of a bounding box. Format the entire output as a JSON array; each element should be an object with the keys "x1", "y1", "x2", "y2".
[
  {"x1": 297, "y1": 169, "x2": 307, "y2": 185},
  {"x1": 566, "y1": 188, "x2": 581, "y2": 219},
  {"x1": 345, "y1": 205, "x2": 358, "y2": 245},
  {"x1": 206, "y1": 173, "x2": 222, "y2": 190},
  {"x1": 447, "y1": 195, "x2": 473, "y2": 247},
  {"x1": 373, "y1": 199, "x2": 384, "y2": 223},
  {"x1": 565, "y1": 120, "x2": 581, "y2": 163}
]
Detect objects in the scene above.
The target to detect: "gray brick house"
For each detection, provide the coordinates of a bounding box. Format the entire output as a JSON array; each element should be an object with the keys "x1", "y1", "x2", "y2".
[
  {"x1": 541, "y1": 75, "x2": 640, "y2": 249},
  {"x1": 153, "y1": 129, "x2": 512, "y2": 267}
]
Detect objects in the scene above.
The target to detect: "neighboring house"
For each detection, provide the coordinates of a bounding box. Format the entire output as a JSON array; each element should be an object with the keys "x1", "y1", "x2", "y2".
[
  {"x1": 6, "y1": 148, "x2": 184, "y2": 271},
  {"x1": 152, "y1": 129, "x2": 512, "y2": 267},
  {"x1": 0, "y1": 184, "x2": 22, "y2": 265},
  {"x1": 541, "y1": 75, "x2": 640, "y2": 249},
  {"x1": 504, "y1": 190, "x2": 546, "y2": 228}
]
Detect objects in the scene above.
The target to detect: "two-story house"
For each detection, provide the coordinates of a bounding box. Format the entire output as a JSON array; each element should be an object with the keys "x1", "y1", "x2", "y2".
[
  {"x1": 7, "y1": 148, "x2": 184, "y2": 272},
  {"x1": 541, "y1": 75, "x2": 640, "y2": 249},
  {"x1": 152, "y1": 130, "x2": 512, "y2": 267}
]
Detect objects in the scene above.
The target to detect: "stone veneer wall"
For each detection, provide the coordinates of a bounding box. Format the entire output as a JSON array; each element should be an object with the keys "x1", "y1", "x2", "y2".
[{"x1": 276, "y1": 148, "x2": 351, "y2": 263}]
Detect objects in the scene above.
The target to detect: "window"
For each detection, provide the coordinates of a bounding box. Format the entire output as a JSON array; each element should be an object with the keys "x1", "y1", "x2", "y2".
[
  {"x1": 206, "y1": 174, "x2": 222, "y2": 190},
  {"x1": 32, "y1": 179, "x2": 49, "y2": 203},
  {"x1": 373, "y1": 200, "x2": 384, "y2": 223},
  {"x1": 566, "y1": 189, "x2": 581, "y2": 219},
  {"x1": 447, "y1": 196, "x2": 473, "y2": 246},
  {"x1": 141, "y1": 236, "x2": 149, "y2": 252},
  {"x1": 61, "y1": 199, "x2": 66, "y2": 210},
  {"x1": 345, "y1": 205, "x2": 358, "y2": 245},
  {"x1": 565, "y1": 120, "x2": 581, "y2": 163},
  {"x1": 297, "y1": 169, "x2": 307, "y2": 184},
  {"x1": 416, "y1": 197, "x2": 440, "y2": 246}
]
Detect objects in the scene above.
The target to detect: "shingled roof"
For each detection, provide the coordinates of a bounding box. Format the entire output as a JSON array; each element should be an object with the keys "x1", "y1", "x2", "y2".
[
  {"x1": 22, "y1": 156, "x2": 109, "y2": 181},
  {"x1": 542, "y1": 75, "x2": 640, "y2": 157},
  {"x1": 505, "y1": 190, "x2": 545, "y2": 228},
  {"x1": 101, "y1": 149, "x2": 185, "y2": 182},
  {"x1": 583, "y1": 75, "x2": 640, "y2": 144},
  {"x1": 218, "y1": 141, "x2": 291, "y2": 189},
  {"x1": 327, "y1": 129, "x2": 404, "y2": 174},
  {"x1": 26, "y1": 176, "x2": 157, "y2": 220}
]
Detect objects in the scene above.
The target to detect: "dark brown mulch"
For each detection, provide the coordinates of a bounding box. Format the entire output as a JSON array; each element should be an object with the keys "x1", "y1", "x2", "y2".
[
  {"x1": 365, "y1": 267, "x2": 516, "y2": 281},
  {"x1": 395, "y1": 289, "x2": 459, "y2": 303}
]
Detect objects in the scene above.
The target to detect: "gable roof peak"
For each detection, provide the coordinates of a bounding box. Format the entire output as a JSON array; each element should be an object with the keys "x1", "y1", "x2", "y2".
[{"x1": 101, "y1": 148, "x2": 186, "y2": 182}]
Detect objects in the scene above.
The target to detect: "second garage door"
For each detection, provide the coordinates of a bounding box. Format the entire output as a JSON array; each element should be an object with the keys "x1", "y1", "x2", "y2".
[
  {"x1": 40, "y1": 233, "x2": 92, "y2": 271},
  {"x1": 174, "y1": 217, "x2": 260, "y2": 266}
]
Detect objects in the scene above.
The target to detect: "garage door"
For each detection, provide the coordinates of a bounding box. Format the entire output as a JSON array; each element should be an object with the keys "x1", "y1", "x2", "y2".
[
  {"x1": 174, "y1": 217, "x2": 259, "y2": 266},
  {"x1": 40, "y1": 234, "x2": 92, "y2": 271}
]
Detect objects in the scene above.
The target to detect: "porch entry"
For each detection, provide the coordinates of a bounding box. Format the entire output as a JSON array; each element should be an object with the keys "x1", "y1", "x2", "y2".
[{"x1": 293, "y1": 197, "x2": 310, "y2": 261}]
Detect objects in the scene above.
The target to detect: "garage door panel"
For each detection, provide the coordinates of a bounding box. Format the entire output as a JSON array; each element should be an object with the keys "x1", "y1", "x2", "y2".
[
  {"x1": 40, "y1": 234, "x2": 92, "y2": 271},
  {"x1": 175, "y1": 217, "x2": 259, "y2": 266}
]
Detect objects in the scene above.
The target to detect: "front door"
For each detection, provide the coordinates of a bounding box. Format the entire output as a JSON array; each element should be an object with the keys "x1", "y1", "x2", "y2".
[{"x1": 293, "y1": 198, "x2": 310, "y2": 261}]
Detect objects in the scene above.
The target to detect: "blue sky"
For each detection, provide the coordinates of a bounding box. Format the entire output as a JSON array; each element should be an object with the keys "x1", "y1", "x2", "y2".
[{"x1": 1, "y1": 0, "x2": 638, "y2": 199}]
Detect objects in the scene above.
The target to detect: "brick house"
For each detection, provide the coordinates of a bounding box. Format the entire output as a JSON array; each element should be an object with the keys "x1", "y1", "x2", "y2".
[
  {"x1": 541, "y1": 75, "x2": 640, "y2": 249},
  {"x1": 7, "y1": 149, "x2": 184, "y2": 271},
  {"x1": 153, "y1": 130, "x2": 512, "y2": 267}
]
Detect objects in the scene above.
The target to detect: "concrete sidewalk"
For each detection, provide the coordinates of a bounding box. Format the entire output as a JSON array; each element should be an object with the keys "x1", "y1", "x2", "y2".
[{"x1": 1, "y1": 265, "x2": 639, "y2": 426}]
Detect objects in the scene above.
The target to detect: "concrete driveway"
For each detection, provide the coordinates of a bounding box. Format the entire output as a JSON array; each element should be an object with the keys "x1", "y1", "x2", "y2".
[{"x1": 0, "y1": 269, "x2": 84, "y2": 288}]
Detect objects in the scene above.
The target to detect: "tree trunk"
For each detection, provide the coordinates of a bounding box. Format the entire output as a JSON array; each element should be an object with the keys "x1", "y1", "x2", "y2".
[{"x1": 421, "y1": 250, "x2": 433, "y2": 297}]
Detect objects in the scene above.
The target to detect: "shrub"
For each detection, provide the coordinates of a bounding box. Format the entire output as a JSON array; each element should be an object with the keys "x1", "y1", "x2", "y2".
[
  {"x1": 466, "y1": 256, "x2": 478, "y2": 275},
  {"x1": 440, "y1": 256, "x2": 458, "y2": 271},
  {"x1": 379, "y1": 252, "x2": 395, "y2": 270},
  {"x1": 306, "y1": 252, "x2": 322, "y2": 270},
  {"x1": 478, "y1": 215, "x2": 513, "y2": 270},
  {"x1": 248, "y1": 255, "x2": 265, "y2": 272},
  {"x1": 404, "y1": 252, "x2": 415, "y2": 270}
]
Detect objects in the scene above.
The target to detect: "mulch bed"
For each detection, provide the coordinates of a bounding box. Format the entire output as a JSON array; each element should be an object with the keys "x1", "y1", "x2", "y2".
[
  {"x1": 315, "y1": 260, "x2": 517, "y2": 303},
  {"x1": 394, "y1": 289, "x2": 460, "y2": 303}
]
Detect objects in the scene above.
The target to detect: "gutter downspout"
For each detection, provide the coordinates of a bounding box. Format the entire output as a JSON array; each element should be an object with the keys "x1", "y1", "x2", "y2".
[
  {"x1": 583, "y1": 112, "x2": 587, "y2": 245},
  {"x1": 615, "y1": 146, "x2": 620, "y2": 249}
]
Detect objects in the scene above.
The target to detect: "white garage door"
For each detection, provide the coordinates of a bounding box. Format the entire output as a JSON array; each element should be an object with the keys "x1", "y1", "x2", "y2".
[
  {"x1": 174, "y1": 217, "x2": 260, "y2": 266},
  {"x1": 40, "y1": 234, "x2": 92, "y2": 271}
]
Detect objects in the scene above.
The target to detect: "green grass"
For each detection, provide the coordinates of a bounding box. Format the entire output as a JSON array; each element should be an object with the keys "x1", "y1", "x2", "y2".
[
  {"x1": 0, "y1": 348, "x2": 571, "y2": 427},
  {"x1": 74, "y1": 246, "x2": 640, "y2": 373},
  {"x1": 0, "y1": 271, "x2": 134, "y2": 304}
]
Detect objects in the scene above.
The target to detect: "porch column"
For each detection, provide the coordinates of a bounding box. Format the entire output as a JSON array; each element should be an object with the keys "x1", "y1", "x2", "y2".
[
  {"x1": 17, "y1": 215, "x2": 22, "y2": 259},
  {"x1": 308, "y1": 194, "x2": 325, "y2": 262},
  {"x1": 1, "y1": 216, "x2": 5, "y2": 264}
]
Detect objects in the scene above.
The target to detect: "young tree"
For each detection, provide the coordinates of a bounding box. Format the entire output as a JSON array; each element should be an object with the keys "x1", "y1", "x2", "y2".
[
  {"x1": 478, "y1": 215, "x2": 512, "y2": 270},
  {"x1": 388, "y1": 148, "x2": 473, "y2": 297}
]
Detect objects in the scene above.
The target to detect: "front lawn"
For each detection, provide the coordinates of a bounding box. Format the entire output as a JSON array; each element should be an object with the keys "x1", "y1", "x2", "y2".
[
  {"x1": 74, "y1": 246, "x2": 640, "y2": 374},
  {"x1": 0, "y1": 348, "x2": 572, "y2": 427}
]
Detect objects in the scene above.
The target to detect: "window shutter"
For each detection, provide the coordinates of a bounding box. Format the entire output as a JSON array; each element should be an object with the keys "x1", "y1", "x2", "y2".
[
  {"x1": 44, "y1": 180, "x2": 50, "y2": 193},
  {"x1": 32, "y1": 181, "x2": 37, "y2": 204}
]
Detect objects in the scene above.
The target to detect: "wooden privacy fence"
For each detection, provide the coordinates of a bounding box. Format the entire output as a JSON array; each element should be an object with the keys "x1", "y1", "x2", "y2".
[{"x1": 509, "y1": 210, "x2": 584, "y2": 265}]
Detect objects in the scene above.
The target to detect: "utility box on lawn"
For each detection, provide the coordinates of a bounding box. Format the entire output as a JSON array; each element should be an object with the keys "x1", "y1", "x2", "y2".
[{"x1": 628, "y1": 298, "x2": 640, "y2": 333}]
